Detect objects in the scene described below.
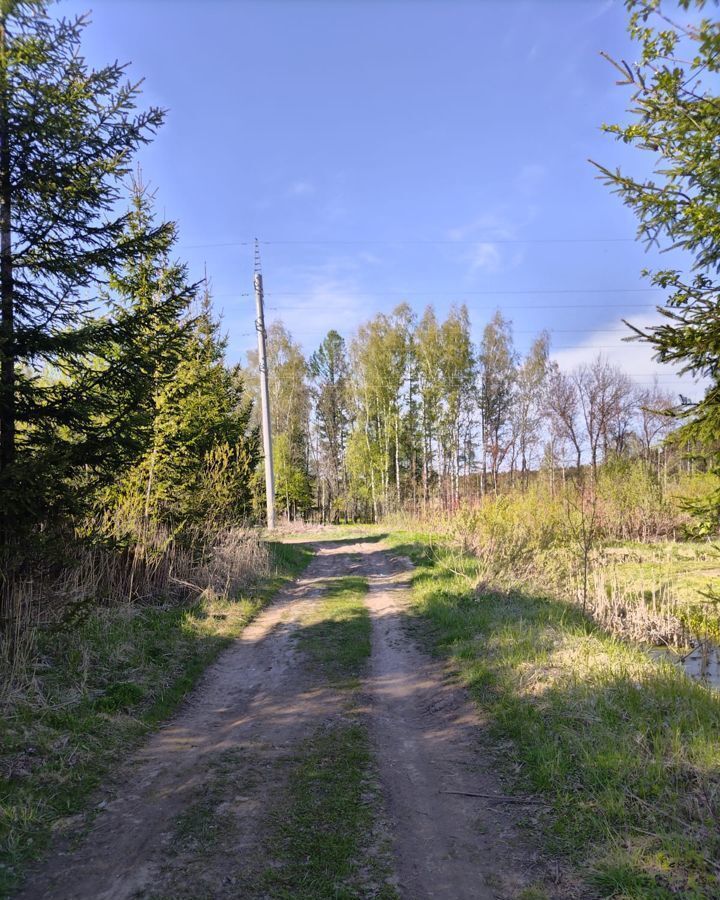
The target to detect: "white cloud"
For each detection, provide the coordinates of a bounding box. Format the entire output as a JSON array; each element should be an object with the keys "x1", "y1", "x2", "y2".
[
  {"x1": 468, "y1": 242, "x2": 502, "y2": 273},
  {"x1": 551, "y1": 313, "x2": 708, "y2": 401},
  {"x1": 447, "y1": 212, "x2": 516, "y2": 243},
  {"x1": 268, "y1": 276, "x2": 371, "y2": 351},
  {"x1": 447, "y1": 212, "x2": 523, "y2": 277},
  {"x1": 289, "y1": 180, "x2": 314, "y2": 196},
  {"x1": 258, "y1": 253, "x2": 385, "y2": 351}
]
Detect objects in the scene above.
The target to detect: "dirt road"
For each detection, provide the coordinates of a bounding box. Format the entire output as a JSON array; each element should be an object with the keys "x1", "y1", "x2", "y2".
[{"x1": 18, "y1": 539, "x2": 549, "y2": 899}]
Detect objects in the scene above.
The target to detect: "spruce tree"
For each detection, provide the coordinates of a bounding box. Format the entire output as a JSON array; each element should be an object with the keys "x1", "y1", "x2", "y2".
[
  {"x1": 100, "y1": 177, "x2": 197, "y2": 480},
  {"x1": 596, "y1": 0, "x2": 720, "y2": 508},
  {"x1": 0, "y1": 1, "x2": 167, "y2": 527},
  {"x1": 125, "y1": 286, "x2": 259, "y2": 526}
]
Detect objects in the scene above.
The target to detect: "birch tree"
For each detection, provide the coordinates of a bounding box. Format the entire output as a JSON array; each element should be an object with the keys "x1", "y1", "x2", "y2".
[
  {"x1": 509, "y1": 332, "x2": 550, "y2": 487},
  {"x1": 478, "y1": 312, "x2": 517, "y2": 493},
  {"x1": 310, "y1": 330, "x2": 350, "y2": 521},
  {"x1": 438, "y1": 305, "x2": 475, "y2": 506}
]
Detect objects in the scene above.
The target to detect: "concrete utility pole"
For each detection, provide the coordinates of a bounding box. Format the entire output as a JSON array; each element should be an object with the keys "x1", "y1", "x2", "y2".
[{"x1": 254, "y1": 240, "x2": 275, "y2": 530}]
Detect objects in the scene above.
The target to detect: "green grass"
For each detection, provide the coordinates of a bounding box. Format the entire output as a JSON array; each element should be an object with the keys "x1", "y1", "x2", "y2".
[
  {"x1": 0, "y1": 540, "x2": 313, "y2": 898},
  {"x1": 262, "y1": 723, "x2": 396, "y2": 900},
  {"x1": 601, "y1": 541, "x2": 720, "y2": 641},
  {"x1": 296, "y1": 575, "x2": 371, "y2": 683},
  {"x1": 386, "y1": 530, "x2": 720, "y2": 899},
  {"x1": 263, "y1": 570, "x2": 396, "y2": 898}
]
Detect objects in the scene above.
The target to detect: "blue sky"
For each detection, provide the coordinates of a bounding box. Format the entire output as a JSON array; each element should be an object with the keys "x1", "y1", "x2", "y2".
[{"x1": 59, "y1": 0, "x2": 705, "y2": 397}]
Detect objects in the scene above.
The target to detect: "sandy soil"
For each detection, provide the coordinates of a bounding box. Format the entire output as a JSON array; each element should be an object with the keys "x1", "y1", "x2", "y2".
[
  {"x1": 363, "y1": 548, "x2": 545, "y2": 899},
  {"x1": 17, "y1": 540, "x2": 552, "y2": 900}
]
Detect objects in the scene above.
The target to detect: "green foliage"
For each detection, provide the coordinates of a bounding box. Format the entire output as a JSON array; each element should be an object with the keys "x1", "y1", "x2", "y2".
[
  {"x1": 449, "y1": 485, "x2": 568, "y2": 578},
  {"x1": 310, "y1": 330, "x2": 350, "y2": 520},
  {"x1": 0, "y1": 1, "x2": 168, "y2": 529},
  {"x1": 597, "y1": 0, "x2": 720, "y2": 511},
  {"x1": 107, "y1": 281, "x2": 259, "y2": 529},
  {"x1": 479, "y1": 311, "x2": 517, "y2": 488},
  {"x1": 596, "y1": 456, "x2": 676, "y2": 540},
  {"x1": 99, "y1": 177, "x2": 197, "y2": 481},
  {"x1": 348, "y1": 304, "x2": 415, "y2": 518},
  {"x1": 273, "y1": 432, "x2": 312, "y2": 518},
  {"x1": 247, "y1": 321, "x2": 312, "y2": 521}
]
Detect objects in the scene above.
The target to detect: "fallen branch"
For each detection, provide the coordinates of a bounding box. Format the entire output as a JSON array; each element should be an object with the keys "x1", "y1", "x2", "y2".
[{"x1": 439, "y1": 790, "x2": 546, "y2": 805}]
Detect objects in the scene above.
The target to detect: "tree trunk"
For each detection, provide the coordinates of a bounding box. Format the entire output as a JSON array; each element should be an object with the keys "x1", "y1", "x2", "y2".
[
  {"x1": 395, "y1": 412, "x2": 401, "y2": 507},
  {"x1": 422, "y1": 429, "x2": 429, "y2": 508},
  {"x1": 144, "y1": 444, "x2": 158, "y2": 523},
  {"x1": 480, "y1": 416, "x2": 486, "y2": 499},
  {"x1": 0, "y1": 17, "x2": 14, "y2": 476}
]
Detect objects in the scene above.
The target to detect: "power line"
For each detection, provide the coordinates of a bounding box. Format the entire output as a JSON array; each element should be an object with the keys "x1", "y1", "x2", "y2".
[
  {"x1": 266, "y1": 303, "x2": 660, "y2": 312},
  {"x1": 229, "y1": 323, "x2": 661, "y2": 341},
  {"x1": 264, "y1": 288, "x2": 660, "y2": 297},
  {"x1": 219, "y1": 288, "x2": 662, "y2": 298},
  {"x1": 516, "y1": 329, "x2": 642, "y2": 334},
  {"x1": 180, "y1": 237, "x2": 639, "y2": 249},
  {"x1": 219, "y1": 298, "x2": 662, "y2": 309}
]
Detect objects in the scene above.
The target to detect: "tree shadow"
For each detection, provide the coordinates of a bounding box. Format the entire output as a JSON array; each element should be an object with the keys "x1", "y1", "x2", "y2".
[{"x1": 387, "y1": 535, "x2": 720, "y2": 896}]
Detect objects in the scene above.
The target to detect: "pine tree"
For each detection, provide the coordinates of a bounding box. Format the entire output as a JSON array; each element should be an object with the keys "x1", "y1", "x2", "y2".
[{"x1": 0, "y1": 1, "x2": 167, "y2": 528}]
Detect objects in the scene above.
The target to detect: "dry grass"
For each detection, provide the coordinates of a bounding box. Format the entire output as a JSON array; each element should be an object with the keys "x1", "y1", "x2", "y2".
[
  {"x1": 0, "y1": 522, "x2": 269, "y2": 704},
  {"x1": 586, "y1": 564, "x2": 689, "y2": 647},
  {"x1": 0, "y1": 532, "x2": 311, "y2": 896},
  {"x1": 387, "y1": 490, "x2": 718, "y2": 649}
]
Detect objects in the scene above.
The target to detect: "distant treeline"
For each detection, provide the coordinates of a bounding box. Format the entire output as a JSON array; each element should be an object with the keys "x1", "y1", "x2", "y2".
[{"x1": 244, "y1": 307, "x2": 695, "y2": 524}]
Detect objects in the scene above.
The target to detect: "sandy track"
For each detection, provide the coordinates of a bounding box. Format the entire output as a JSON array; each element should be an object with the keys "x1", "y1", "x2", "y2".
[
  {"x1": 363, "y1": 548, "x2": 543, "y2": 899},
  {"x1": 17, "y1": 549, "x2": 349, "y2": 900},
  {"x1": 17, "y1": 540, "x2": 547, "y2": 900}
]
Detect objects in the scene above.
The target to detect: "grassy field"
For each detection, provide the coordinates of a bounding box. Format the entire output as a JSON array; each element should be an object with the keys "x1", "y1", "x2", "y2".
[
  {"x1": 0, "y1": 541, "x2": 313, "y2": 898},
  {"x1": 601, "y1": 542, "x2": 720, "y2": 642},
  {"x1": 386, "y1": 530, "x2": 720, "y2": 900}
]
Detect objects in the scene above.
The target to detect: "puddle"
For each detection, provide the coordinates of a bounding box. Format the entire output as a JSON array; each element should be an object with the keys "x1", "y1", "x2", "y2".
[{"x1": 651, "y1": 642, "x2": 720, "y2": 689}]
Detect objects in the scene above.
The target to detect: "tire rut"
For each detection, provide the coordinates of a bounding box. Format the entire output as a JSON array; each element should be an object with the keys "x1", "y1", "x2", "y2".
[
  {"x1": 362, "y1": 545, "x2": 549, "y2": 900},
  {"x1": 17, "y1": 539, "x2": 551, "y2": 900},
  {"x1": 17, "y1": 548, "x2": 349, "y2": 900}
]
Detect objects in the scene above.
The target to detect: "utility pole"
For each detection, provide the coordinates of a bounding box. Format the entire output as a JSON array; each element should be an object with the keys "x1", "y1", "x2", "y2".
[{"x1": 254, "y1": 240, "x2": 275, "y2": 530}]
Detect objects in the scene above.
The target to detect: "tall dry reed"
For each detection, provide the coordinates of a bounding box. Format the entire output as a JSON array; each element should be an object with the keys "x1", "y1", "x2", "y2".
[{"x1": 0, "y1": 519, "x2": 269, "y2": 702}]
